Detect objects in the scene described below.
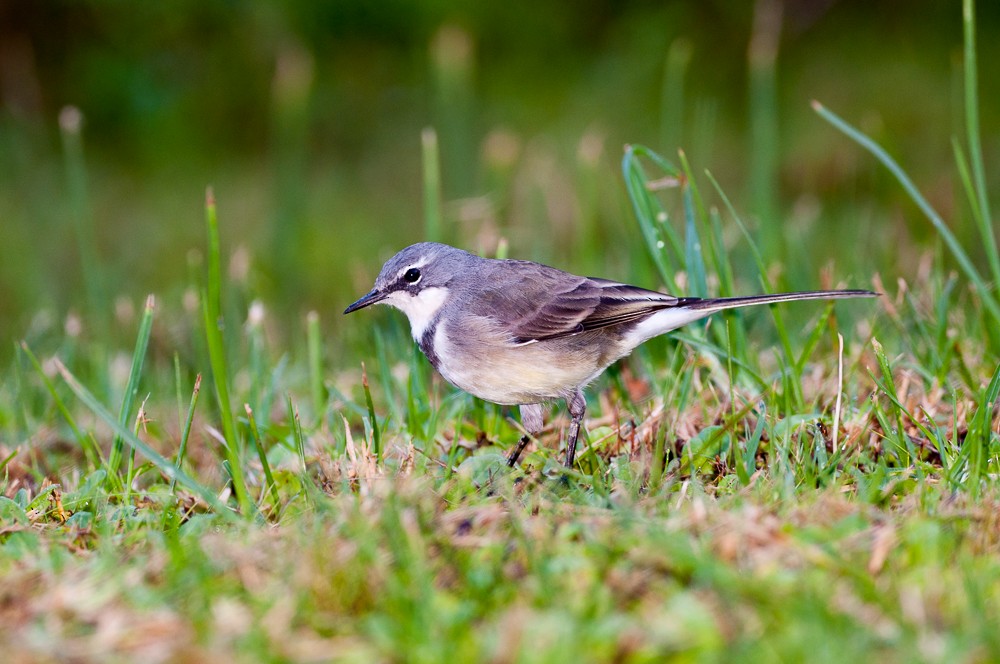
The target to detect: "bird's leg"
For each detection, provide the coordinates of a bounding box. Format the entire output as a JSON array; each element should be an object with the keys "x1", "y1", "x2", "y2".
[
  {"x1": 563, "y1": 389, "x2": 586, "y2": 468},
  {"x1": 507, "y1": 403, "x2": 544, "y2": 467}
]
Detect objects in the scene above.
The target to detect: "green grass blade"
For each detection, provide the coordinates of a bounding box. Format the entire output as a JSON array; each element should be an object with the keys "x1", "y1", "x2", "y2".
[
  {"x1": 966, "y1": 362, "x2": 1000, "y2": 498},
  {"x1": 677, "y1": 149, "x2": 710, "y2": 226},
  {"x1": 362, "y1": 362, "x2": 382, "y2": 462},
  {"x1": 373, "y1": 326, "x2": 403, "y2": 425},
  {"x1": 682, "y1": 185, "x2": 707, "y2": 298},
  {"x1": 648, "y1": 429, "x2": 666, "y2": 492},
  {"x1": 54, "y1": 358, "x2": 235, "y2": 520},
  {"x1": 794, "y1": 302, "x2": 834, "y2": 375},
  {"x1": 10, "y1": 342, "x2": 31, "y2": 440},
  {"x1": 980, "y1": 362, "x2": 1000, "y2": 419},
  {"x1": 961, "y1": 0, "x2": 999, "y2": 287},
  {"x1": 123, "y1": 397, "x2": 149, "y2": 507},
  {"x1": 173, "y1": 353, "x2": 183, "y2": 433},
  {"x1": 245, "y1": 404, "x2": 279, "y2": 512},
  {"x1": 678, "y1": 154, "x2": 708, "y2": 298},
  {"x1": 406, "y1": 343, "x2": 432, "y2": 442},
  {"x1": 422, "y1": 127, "x2": 443, "y2": 243},
  {"x1": 813, "y1": 101, "x2": 1000, "y2": 327},
  {"x1": 171, "y1": 374, "x2": 201, "y2": 494},
  {"x1": 307, "y1": 310, "x2": 324, "y2": 425},
  {"x1": 202, "y1": 188, "x2": 253, "y2": 515},
  {"x1": 286, "y1": 393, "x2": 307, "y2": 471},
  {"x1": 58, "y1": 106, "x2": 106, "y2": 328},
  {"x1": 0, "y1": 449, "x2": 18, "y2": 477},
  {"x1": 108, "y1": 294, "x2": 155, "y2": 480},
  {"x1": 952, "y1": 139, "x2": 985, "y2": 244},
  {"x1": 869, "y1": 339, "x2": 922, "y2": 471},
  {"x1": 622, "y1": 145, "x2": 682, "y2": 288},
  {"x1": 744, "y1": 402, "x2": 766, "y2": 484}
]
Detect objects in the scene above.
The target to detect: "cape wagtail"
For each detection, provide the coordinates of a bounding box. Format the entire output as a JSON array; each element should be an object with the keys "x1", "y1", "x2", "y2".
[{"x1": 345, "y1": 242, "x2": 875, "y2": 468}]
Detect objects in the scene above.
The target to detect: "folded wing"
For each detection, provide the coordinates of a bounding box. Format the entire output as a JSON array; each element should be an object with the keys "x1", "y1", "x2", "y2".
[{"x1": 498, "y1": 272, "x2": 684, "y2": 343}]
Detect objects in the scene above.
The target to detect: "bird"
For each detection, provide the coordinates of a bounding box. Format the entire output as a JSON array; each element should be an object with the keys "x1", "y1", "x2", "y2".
[{"x1": 344, "y1": 242, "x2": 875, "y2": 468}]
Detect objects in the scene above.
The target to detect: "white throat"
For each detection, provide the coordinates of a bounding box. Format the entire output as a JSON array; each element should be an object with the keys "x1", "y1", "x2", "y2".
[{"x1": 383, "y1": 287, "x2": 450, "y2": 340}]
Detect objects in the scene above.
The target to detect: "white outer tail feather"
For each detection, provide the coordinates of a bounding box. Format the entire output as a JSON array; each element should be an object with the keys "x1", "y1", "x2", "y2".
[{"x1": 623, "y1": 289, "x2": 875, "y2": 348}]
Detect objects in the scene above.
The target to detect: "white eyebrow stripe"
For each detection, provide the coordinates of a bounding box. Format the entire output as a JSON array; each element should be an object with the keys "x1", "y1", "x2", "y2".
[{"x1": 396, "y1": 257, "x2": 429, "y2": 280}]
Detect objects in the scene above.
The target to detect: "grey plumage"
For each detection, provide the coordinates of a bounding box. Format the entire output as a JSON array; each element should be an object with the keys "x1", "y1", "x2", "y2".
[{"x1": 345, "y1": 242, "x2": 876, "y2": 468}]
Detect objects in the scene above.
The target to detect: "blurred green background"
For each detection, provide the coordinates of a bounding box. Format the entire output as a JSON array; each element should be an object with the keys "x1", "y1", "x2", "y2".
[{"x1": 1, "y1": 0, "x2": 998, "y2": 355}]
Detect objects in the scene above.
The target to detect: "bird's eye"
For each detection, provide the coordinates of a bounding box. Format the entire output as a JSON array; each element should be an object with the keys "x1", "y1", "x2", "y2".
[{"x1": 403, "y1": 267, "x2": 421, "y2": 284}]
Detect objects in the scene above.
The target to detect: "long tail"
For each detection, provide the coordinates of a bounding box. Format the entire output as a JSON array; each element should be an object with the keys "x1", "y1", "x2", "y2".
[{"x1": 678, "y1": 289, "x2": 878, "y2": 313}]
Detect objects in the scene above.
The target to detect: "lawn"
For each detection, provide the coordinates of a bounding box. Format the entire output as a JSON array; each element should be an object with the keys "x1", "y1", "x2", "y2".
[{"x1": 2, "y1": 2, "x2": 999, "y2": 662}]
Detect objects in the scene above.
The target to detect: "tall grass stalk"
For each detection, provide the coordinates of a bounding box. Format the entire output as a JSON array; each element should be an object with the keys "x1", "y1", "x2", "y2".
[
  {"x1": 307, "y1": 311, "x2": 324, "y2": 424},
  {"x1": 202, "y1": 188, "x2": 253, "y2": 514},
  {"x1": 812, "y1": 102, "x2": 1000, "y2": 329},
  {"x1": 422, "y1": 127, "x2": 443, "y2": 243},
  {"x1": 286, "y1": 393, "x2": 307, "y2": 472},
  {"x1": 965, "y1": 363, "x2": 1000, "y2": 498},
  {"x1": 58, "y1": 106, "x2": 106, "y2": 330},
  {"x1": 122, "y1": 398, "x2": 149, "y2": 507},
  {"x1": 869, "y1": 339, "x2": 921, "y2": 473},
  {"x1": 107, "y1": 295, "x2": 155, "y2": 482},
  {"x1": 244, "y1": 404, "x2": 279, "y2": 512},
  {"x1": 832, "y1": 333, "x2": 844, "y2": 454},
  {"x1": 961, "y1": 0, "x2": 999, "y2": 287},
  {"x1": 362, "y1": 362, "x2": 381, "y2": 462},
  {"x1": 430, "y1": 24, "x2": 476, "y2": 197},
  {"x1": 171, "y1": 374, "x2": 201, "y2": 494}
]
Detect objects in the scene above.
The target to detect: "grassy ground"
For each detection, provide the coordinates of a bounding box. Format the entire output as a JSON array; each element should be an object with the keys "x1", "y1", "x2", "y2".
[{"x1": 3, "y1": 6, "x2": 1000, "y2": 664}]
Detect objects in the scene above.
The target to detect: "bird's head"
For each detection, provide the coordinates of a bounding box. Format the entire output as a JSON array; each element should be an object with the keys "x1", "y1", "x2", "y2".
[{"x1": 344, "y1": 242, "x2": 474, "y2": 338}]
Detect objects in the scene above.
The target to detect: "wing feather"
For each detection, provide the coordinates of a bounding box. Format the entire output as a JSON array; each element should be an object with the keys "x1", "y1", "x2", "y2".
[
  {"x1": 499, "y1": 272, "x2": 681, "y2": 343},
  {"x1": 460, "y1": 261, "x2": 686, "y2": 344}
]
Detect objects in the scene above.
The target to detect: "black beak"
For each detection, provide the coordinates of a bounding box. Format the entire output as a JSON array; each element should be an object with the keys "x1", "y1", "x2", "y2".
[{"x1": 343, "y1": 289, "x2": 386, "y2": 314}]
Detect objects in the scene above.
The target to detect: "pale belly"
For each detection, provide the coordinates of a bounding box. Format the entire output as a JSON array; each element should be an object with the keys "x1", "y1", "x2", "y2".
[{"x1": 428, "y1": 318, "x2": 625, "y2": 405}]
